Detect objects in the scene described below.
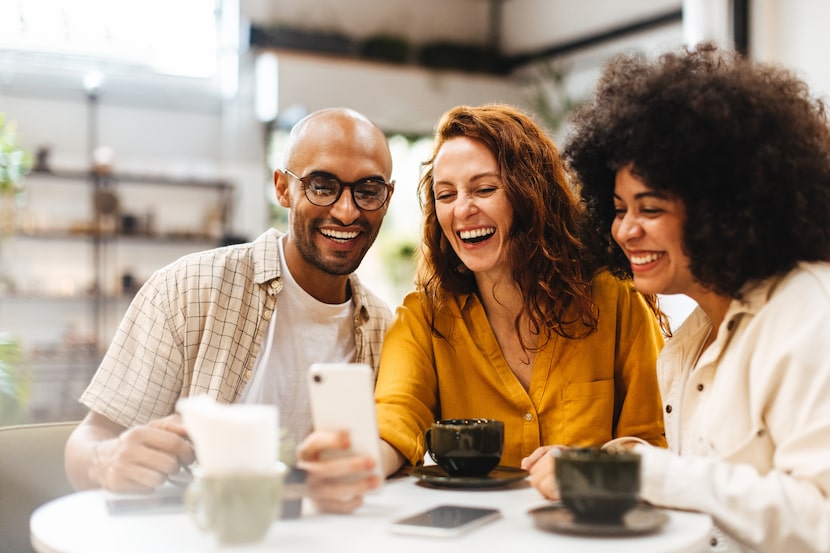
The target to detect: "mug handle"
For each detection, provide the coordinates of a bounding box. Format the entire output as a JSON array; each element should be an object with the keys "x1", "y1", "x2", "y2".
[
  {"x1": 185, "y1": 481, "x2": 210, "y2": 533},
  {"x1": 424, "y1": 428, "x2": 439, "y2": 465}
]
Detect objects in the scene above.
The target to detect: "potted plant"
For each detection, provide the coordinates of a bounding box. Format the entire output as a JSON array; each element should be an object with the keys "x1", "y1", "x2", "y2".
[
  {"x1": 359, "y1": 35, "x2": 411, "y2": 64},
  {"x1": 249, "y1": 24, "x2": 355, "y2": 57},
  {"x1": 380, "y1": 233, "x2": 419, "y2": 293},
  {"x1": 0, "y1": 332, "x2": 29, "y2": 425},
  {"x1": 0, "y1": 114, "x2": 32, "y2": 235},
  {"x1": 417, "y1": 41, "x2": 506, "y2": 74},
  {"x1": 523, "y1": 58, "x2": 584, "y2": 135},
  {"x1": 0, "y1": 115, "x2": 32, "y2": 424}
]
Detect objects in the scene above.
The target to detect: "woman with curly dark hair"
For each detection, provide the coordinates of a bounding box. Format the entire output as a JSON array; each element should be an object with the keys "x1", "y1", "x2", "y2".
[
  {"x1": 526, "y1": 44, "x2": 830, "y2": 552},
  {"x1": 373, "y1": 104, "x2": 666, "y2": 474}
]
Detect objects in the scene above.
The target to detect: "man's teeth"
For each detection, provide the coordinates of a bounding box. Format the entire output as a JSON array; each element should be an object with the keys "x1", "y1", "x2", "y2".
[
  {"x1": 321, "y1": 229, "x2": 358, "y2": 241},
  {"x1": 458, "y1": 227, "x2": 495, "y2": 241},
  {"x1": 630, "y1": 252, "x2": 664, "y2": 265}
]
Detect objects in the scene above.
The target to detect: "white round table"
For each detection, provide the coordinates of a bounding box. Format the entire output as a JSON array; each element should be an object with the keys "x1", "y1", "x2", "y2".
[{"x1": 31, "y1": 476, "x2": 713, "y2": 553}]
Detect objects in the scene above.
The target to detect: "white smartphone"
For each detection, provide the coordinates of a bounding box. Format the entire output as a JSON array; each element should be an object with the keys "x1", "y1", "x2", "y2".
[
  {"x1": 389, "y1": 505, "x2": 502, "y2": 537},
  {"x1": 307, "y1": 363, "x2": 385, "y2": 488}
]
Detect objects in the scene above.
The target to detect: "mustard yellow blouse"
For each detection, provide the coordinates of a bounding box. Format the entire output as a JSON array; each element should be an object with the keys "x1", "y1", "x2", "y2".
[{"x1": 375, "y1": 271, "x2": 667, "y2": 469}]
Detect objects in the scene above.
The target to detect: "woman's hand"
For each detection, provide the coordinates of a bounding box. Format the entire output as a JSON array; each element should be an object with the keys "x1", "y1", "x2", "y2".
[{"x1": 521, "y1": 445, "x2": 560, "y2": 501}]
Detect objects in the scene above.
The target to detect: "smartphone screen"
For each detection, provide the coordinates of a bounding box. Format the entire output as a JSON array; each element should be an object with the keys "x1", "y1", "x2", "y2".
[{"x1": 389, "y1": 505, "x2": 501, "y2": 537}]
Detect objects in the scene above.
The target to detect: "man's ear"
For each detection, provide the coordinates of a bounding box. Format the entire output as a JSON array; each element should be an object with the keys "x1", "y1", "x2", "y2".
[
  {"x1": 275, "y1": 170, "x2": 291, "y2": 208},
  {"x1": 382, "y1": 182, "x2": 395, "y2": 214}
]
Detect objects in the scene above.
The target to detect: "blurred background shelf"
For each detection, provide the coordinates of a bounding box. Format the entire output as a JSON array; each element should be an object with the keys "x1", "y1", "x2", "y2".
[{"x1": 0, "y1": 167, "x2": 233, "y2": 423}]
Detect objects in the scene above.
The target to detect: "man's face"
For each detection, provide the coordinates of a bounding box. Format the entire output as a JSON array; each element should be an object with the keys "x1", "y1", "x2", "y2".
[{"x1": 276, "y1": 113, "x2": 393, "y2": 280}]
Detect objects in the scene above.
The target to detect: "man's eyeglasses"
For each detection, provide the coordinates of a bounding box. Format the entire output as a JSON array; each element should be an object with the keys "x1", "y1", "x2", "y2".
[{"x1": 284, "y1": 169, "x2": 393, "y2": 211}]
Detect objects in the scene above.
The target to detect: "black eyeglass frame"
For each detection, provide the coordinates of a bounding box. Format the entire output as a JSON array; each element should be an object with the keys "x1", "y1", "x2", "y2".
[{"x1": 284, "y1": 169, "x2": 394, "y2": 211}]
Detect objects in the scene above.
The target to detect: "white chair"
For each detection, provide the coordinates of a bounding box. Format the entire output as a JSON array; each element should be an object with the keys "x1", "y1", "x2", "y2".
[{"x1": 0, "y1": 421, "x2": 79, "y2": 553}]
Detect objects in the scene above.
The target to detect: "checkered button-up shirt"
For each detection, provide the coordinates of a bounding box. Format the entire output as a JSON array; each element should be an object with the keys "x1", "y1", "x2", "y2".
[{"x1": 80, "y1": 228, "x2": 391, "y2": 427}]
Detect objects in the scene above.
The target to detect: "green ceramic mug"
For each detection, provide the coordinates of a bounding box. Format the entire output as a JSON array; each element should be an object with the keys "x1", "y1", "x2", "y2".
[{"x1": 186, "y1": 462, "x2": 287, "y2": 544}]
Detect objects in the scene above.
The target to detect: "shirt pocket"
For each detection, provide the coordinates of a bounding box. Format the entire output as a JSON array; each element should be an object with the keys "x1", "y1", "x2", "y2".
[
  {"x1": 561, "y1": 379, "x2": 615, "y2": 446},
  {"x1": 711, "y1": 425, "x2": 775, "y2": 474}
]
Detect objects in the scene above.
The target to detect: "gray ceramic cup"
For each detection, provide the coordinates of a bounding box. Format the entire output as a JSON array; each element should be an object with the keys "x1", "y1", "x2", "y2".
[
  {"x1": 186, "y1": 462, "x2": 287, "y2": 544},
  {"x1": 554, "y1": 447, "x2": 641, "y2": 522},
  {"x1": 424, "y1": 418, "x2": 504, "y2": 477}
]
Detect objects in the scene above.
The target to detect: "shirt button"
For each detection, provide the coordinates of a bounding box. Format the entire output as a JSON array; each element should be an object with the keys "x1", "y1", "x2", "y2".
[
  {"x1": 665, "y1": 404, "x2": 673, "y2": 414},
  {"x1": 245, "y1": 369, "x2": 253, "y2": 380},
  {"x1": 710, "y1": 536, "x2": 718, "y2": 547},
  {"x1": 524, "y1": 413, "x2": 533, "y2": 422},
  {"x1": 268, "y1": 280, "x2": 282, "y2": 296},
  {"x1": 263, "y1": 310, "x2": 273, "y2": 320},
  {"x1": 697, "y1": 383, "x2": 704, "y2": 391}
]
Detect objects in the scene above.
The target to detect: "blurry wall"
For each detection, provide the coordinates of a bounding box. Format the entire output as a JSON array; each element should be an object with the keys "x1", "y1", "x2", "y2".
[
  {"x1": 261, "y1": 52, "x2": 526, "y2": 135},
  {"x1": 751, "y1": 0, "x2": 830, "y2": 99},
  {"x1": 241, "y1": 0, "x2": 491, "y2": 45},
  {"x1": 501, "y1": 0, "x2": 683, "y2": 55}
]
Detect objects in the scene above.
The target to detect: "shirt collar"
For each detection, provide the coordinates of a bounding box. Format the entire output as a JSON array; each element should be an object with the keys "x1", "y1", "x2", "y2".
[
  {"x1": 722, "y1": 273, "x2": 785, "y2": 323},
  {"x1": 252, "y1": 228, "x2": 283, "y2": 285}
]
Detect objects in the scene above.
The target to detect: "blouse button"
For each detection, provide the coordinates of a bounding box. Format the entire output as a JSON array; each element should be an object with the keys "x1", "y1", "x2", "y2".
[
  {"x1": 524, "y1": 413, "x2": 533, "y2": 422},
  {"x1": 665, "y1": 404, "x2": 673, "y2": 414},
  {"x1": 697, "y1": 383, "x2": 704, "y2": 391}
]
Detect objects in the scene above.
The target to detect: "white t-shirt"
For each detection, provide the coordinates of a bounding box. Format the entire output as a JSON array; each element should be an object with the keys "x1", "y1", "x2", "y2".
[{"x1": 240, "y1": 236, "x2": 356, "y2": 450}]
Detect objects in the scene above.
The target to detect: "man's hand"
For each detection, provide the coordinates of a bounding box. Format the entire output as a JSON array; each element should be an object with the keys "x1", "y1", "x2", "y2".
[
  {"x1": 296, "y1": 430, "x2": 381, "y2": 514},
  {"x1": 66, "y1": 411, "x2": 195, "y2": 492}
]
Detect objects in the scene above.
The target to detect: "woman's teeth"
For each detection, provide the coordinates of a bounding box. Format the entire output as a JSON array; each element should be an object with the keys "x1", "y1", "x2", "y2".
[
  {"x1": 630, "y1": 252, "x2": 664, "y2": 265},
  {"x1": 458, "y1": 227, "x2": 495, "y2": 243}
]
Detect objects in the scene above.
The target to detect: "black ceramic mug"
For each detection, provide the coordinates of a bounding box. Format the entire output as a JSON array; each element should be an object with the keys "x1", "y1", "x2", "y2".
[
  {"x1": 424, "y1": 418, "x2": 504, "y2": 477},
  {"x1": 554, "y1": 447, "x2": 641, "y2": 522}
]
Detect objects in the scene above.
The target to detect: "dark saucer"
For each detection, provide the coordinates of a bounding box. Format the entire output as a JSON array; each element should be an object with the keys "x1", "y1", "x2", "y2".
[
  {"x1": 528, "y1": 502, "x2": 669, "y2": 536},
  {"x1": 412, "y1": 465, "x2": 529, "y2": 489}
]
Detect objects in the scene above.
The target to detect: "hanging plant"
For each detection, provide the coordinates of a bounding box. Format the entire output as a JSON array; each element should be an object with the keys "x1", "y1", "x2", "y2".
[{"x1": 0, "y1": 114, "x2": 33, "y2": 196}]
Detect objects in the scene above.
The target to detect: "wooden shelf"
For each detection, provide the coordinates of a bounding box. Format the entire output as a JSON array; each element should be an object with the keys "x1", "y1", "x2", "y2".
[
  {"x1": 10, "y1": 230, "x2": 223, "y2": 243},
  {"x1": 27, "y1": 168, "x2": 232, "y2": 190}
]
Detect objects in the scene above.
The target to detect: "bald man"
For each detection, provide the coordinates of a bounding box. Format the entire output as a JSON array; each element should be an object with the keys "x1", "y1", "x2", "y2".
[{"x1": 65, "y1": 108, "x2": 395, "y2": 512}]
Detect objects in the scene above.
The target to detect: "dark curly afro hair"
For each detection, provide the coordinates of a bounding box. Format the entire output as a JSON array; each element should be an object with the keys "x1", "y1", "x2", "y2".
[{"x1": 566, "y1": 43, "x2": 830, "y2": 298}]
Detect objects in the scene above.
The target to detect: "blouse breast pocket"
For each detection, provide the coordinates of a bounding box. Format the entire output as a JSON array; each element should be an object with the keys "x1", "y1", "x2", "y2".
[{"x1": 560, "y1": 379, "x2": 615, "y2": 446}]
